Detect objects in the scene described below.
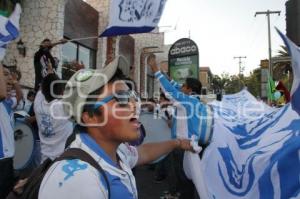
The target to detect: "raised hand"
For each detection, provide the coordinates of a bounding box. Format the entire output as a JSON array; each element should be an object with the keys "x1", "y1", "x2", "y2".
[
  {"x1": 59, "y1": 38, "x2": 68, "y2": 44},
  {"x1": 147, "y1": 54, "x2": 159, "y2": 73},
  {"x1": 47, "y1": 58, "x2": 54, "y2": 74}
]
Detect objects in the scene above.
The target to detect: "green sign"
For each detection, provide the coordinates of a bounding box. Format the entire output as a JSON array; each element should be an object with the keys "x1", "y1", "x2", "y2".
[
  {"x1": 168, "y1": 38, "x2": 199, "y2": 84},
  {"x1": 169, "y1": 55, "x2": 198, "y2": 84}
]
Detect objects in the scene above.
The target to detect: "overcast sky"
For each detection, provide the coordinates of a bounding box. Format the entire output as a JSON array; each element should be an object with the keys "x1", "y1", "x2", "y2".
[{"x1": 159, "y1": 0, "x2": 287, "y2": 76}]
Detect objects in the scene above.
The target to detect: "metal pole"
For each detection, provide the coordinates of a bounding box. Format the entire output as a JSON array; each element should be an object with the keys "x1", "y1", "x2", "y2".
[
  {"x1": 255, "y1": 10, "x2": 281, "y2": 78},
  {"x1": 233, "y1": 56, "x2": 247, "y2": 75},
  {"x1": 267, "y1": 11, "x2": 273, "y2": 77},
  {"x1": 234, "y1": 56, "x2": 246, "y2": 90}
]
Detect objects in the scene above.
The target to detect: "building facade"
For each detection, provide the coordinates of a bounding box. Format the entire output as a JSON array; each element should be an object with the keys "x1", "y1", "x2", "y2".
[
  {"x1": 3, "y1": 0, "x2": 168, "y2": 99},
  {"x1": 199, "y1": 66, "x2": 213, "y2": 94},
  {"x1": 4, "y1": 0, "x2": 66, "y2": 88}
]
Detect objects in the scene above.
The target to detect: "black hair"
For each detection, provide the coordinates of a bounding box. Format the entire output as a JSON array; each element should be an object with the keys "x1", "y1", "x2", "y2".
[
  {"x1": 40, "y1": 38, "x2": 51, "y2": 49},
  {"x1": 160, "y1": 93, "x2": 168, "y2": 101},
  {"x1": 27, "y1": 89, "x2": 36, "y2": 98},
  {"x1": 42, "y1": 38, "x2": 51, "y2": 43},
  {"x1": 41, "y1": 74, "x2": 65, "y2": 102},
  {"x1": 185, "y1": 78, "x2": 202, "y2": 95}
]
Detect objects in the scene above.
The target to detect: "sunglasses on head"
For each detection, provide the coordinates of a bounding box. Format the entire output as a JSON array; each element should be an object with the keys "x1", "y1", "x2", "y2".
[{"x1": 93, "y1": 90, "x2": 140, "y2": 110}]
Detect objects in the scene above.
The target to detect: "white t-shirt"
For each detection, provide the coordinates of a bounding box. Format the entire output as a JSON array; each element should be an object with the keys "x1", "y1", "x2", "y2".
[
  {"x1": 39, "y1": 133, "x2": 139, "y2": 199},
  {"x1": 0, "y1": 99, "x2": 15, "y2": 159},
  {"x1": 34, "y1": 91, "x2": 73, "y2": 162}
]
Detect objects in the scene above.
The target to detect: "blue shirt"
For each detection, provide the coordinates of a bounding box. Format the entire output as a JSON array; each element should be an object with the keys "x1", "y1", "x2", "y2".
[
  {"x1": 0, "y1": 99, "x2": 15, "y2": 159},
  {"x1": 154, "y1": 71, "x2": 213, "y2": 144}
]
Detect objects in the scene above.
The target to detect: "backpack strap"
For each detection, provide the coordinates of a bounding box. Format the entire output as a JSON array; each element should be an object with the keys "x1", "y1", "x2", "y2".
[{"x1": 56, "y1": 148, "x2": 111, "y2": 199}]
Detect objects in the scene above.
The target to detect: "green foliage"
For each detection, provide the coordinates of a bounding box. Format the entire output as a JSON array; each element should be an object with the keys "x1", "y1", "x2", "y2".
[
  {"x1": 223, "y1": 75, "x2": 244, "y2": 94},
  {"x1": 212, "y1": 69, "x2": 261, "y2": 97},
  {"x1": 273, "y1": 45, "x2": 293, "y2": 90},
  {"x1": 211, "y1": 74, "x2": 227, "y2": 92},
  {"x1": 244, "y1": 68, "x2": 261, "y2": 97},
  {"x1": 0, "y1": 0, "x2": 20, "y2": 17}
]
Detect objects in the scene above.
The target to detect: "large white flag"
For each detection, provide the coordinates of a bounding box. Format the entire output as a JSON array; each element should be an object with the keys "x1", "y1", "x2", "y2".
[
  {"x1": 100, "y1": 0, "x2": 167, "y2": 37},
  {"x1": 0, "y1": 3, "x2": 21, "y2": 60},
  {"x1": 184, "y1": 30, "x2": 300, "y2": 199}
]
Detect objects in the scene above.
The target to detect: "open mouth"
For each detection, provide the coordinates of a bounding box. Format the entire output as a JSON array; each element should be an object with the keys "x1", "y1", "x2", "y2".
[{"x1": 129, "y1": 117, "x2": 141, "y2": 129}]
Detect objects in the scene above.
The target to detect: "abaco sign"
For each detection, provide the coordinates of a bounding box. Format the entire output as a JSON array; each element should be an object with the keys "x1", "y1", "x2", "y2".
[{"x1": 168, "y1": 38, "x2": 199, "y2": 84}]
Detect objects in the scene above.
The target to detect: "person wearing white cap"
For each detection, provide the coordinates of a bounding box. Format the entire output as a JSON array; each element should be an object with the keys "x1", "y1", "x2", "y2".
[{"x1": 38, "y1": 56, "x2": 194, "y2": 199}]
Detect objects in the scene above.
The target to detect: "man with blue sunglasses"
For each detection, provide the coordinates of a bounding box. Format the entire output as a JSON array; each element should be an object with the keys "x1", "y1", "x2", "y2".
[{"x1": 38, "y1": 56, "x2": 193, "y2": 199}]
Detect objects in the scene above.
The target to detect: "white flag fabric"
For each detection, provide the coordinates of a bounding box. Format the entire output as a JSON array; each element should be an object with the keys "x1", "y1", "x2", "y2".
[
  {"x1": 100, "y1": 0, "x2": 167, "y2": 37},
  {"x1": 0, "y1": 3, "x2": 21, "y2": 60},
  {"x1": 183, "y1": 30, "x2": 300, "y2": 199}
]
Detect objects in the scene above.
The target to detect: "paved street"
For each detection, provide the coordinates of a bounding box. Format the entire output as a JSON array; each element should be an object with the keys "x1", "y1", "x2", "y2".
[{"x1": 135, "y1": 165, "x2": 169, "y2": 199}]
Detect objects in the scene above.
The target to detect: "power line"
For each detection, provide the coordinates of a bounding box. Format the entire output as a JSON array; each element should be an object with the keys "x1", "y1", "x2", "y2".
[{"x1": 234, "y1": 56, "x2": 247, "y2": 75}]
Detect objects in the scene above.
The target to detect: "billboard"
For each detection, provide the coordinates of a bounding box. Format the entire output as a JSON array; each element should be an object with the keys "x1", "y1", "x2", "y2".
[{"x1": 168, "y1": 38, "x2": 199, "y2": 84}]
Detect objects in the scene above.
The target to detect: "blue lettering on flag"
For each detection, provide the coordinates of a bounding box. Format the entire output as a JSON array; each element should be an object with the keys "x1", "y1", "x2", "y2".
[{"x1": 101, "y1": 0, "x2": 167, "y2": 37}]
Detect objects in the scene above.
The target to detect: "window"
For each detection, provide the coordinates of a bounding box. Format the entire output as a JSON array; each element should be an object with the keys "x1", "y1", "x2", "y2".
[
  {"x1": 62, "y1": 41, "x2": 96, "y2": 68},
  {"x1": 79, "y1": 45, "x2": 90, "y2": 67},
  {"x1": 62, "y1": 42, "x2": 77, "y2": 64}
]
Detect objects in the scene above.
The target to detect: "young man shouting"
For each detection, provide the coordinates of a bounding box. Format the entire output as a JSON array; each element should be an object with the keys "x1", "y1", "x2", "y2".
[{"x1": 38, "y1": 56, "x2": 193, "y2": 199}]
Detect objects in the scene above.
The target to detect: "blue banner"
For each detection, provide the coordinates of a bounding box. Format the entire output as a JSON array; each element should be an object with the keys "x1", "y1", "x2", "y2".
[
  {"x1": 0, "y1": 3, "x2": 21, "y2": 60},
  {"x1": 100, "y1": 0, "x2": 167, "y2": 37},
  {"x1": 184, "y1": 30, "x2": 300, "y2": 199}
]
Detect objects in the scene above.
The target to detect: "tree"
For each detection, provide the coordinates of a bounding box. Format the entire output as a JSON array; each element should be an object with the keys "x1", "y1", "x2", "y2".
[
  {"x1": 211, "y1": 73, "x2": 247, "y2": 95},
  {"x1": 273, "y1": 45, "x2": 293, "y2": 90},
  {"x1": 223, "y1": 75, "x2": 244, "y2": 94},
  {"x1": 0, "y1": 0, "x2": 21, "y2": 17},
  {"x1": 244, "y1": 68, "x2": 261, "y2": 97},
  {"x1": 209, "y1": 67, "x2": 265, "y2": 98},
  {"x1": 211, "y1": 74, "x2": 227, "y2": 93}
]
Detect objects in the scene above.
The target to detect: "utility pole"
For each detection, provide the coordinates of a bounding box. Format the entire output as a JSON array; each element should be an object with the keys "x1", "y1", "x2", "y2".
[
  {"x1": 234, "y1": 56, "x2": 246, "y2": 90},
  {"x1": 234, "y1": 56, "x2": 247, "y2": 75},
  {"x1": 255, "y1": 10, "x2": 281, "y2": 77}
]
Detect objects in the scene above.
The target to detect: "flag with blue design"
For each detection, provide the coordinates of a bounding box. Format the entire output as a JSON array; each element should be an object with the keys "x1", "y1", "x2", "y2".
[
  {"x1": 0, "y1": 3, "x2": 21, "y2": 60},
  {"x1": 183, "y1": 30, "x2": 300, "y2": 199},
  {"x1": 100, "y1": 0, "x2": 167, "y2": 37}
]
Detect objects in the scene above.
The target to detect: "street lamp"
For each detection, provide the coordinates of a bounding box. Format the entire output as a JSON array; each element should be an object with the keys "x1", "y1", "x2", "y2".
[{"x1": 17, "y1": 39, "x2": 26, "y2": 57}]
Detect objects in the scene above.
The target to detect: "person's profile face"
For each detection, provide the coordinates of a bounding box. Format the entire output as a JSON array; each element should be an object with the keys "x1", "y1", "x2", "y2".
[
  {"x1": 41, "y1": 40, "x2": 52, "y2": 50},
  {"x1": 181, "y1": 83, "x2": 191, "y2": 95},
  {"x1": 3, "y1": 68, "x2": 13, "y2": 92},
  {"x1": 87, "y1": 81, "x2": 141, "y2": 143},
  {"x1": 28, "y1": 95, "x2": 35, "y2": 102}
]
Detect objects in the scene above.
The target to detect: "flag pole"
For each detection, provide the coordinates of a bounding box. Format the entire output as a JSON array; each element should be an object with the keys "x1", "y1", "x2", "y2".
[{"x1": 68, "y1": 36, "x2": 99, "y2": 42}]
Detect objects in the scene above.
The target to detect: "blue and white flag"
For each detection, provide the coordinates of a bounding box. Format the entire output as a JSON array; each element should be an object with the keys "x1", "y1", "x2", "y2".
[
  {"x1": 100, "y1": 0, "x2": 167, "y2": 37},
  {"x1": 183, "y1": 30, "x2": 300, "y2": 199},
  {"x1": 0, "y1": 3, "x2": 21, "y2": 60}
]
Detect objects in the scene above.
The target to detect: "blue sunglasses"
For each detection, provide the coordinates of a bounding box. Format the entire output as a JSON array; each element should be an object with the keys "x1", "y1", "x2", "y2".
[{"x1": 93, "y1": 90, "x2": 140, "y2": 110}]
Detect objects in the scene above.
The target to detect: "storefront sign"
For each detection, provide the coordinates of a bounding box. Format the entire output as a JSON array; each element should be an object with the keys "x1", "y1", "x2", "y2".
[{"x1": 168, "y1": 38, "x2": 199, "y2": 84}]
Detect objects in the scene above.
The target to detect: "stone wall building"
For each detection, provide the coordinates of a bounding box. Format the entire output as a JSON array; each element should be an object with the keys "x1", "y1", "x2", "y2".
[
  {"x1": 3, "y1": 0, "x2": 169, "y2": 98},
  {"x1": 4, "y1": 0, "x2": 65, "y2": 88}
]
